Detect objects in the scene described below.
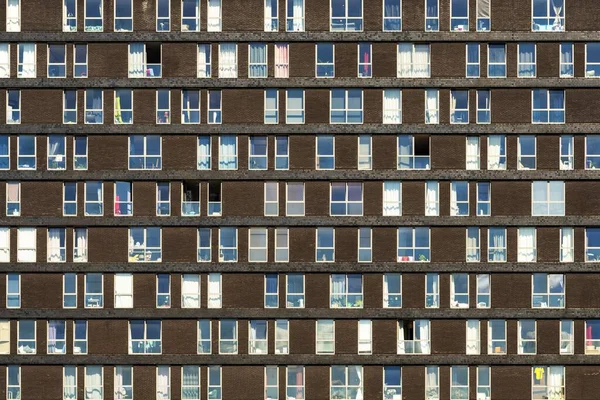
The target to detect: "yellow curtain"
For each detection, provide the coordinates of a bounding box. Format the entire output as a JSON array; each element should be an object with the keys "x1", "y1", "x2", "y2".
[{"x1": 114, "y1": 94, "x2": 122, "y2": 123}]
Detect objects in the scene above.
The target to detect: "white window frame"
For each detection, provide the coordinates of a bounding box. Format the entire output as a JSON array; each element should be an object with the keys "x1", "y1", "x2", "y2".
[
  {"x1": 450, "y1": 366, "x2": 469, "y2": 400},
  {"x1": 197, "y1": 43, "x2": 212, "y2": 78},
  {"x1": 450, "y1": 273, "x2": 469, "y2": 308},
  {"x1": 560, "y1": 42, "x2": 574, "y2": 78},
  {"x1": 275, "y1": 227, "x2": 289, "y2": 262},
  {"x1": 531, "y1": 89, "x2": 565, "y2": 124},
  {"x1": 286, "y1": 182, "x2": 305, "y2": 216},
  {"x1": 114, "y1": 0, "x2": 133, "y2": 31},
  {"x1": 487, "y1": 319, "x2": 507, "y2": 355},
  {"x1": 63, "y1": 0, "x2": 77, "y2": 31},
  {"x1": 315, "y1": 319, "x2": 335, "y2": 355},
  {"x1": 476, "y1": 273, "x2": 491, "y2": 308},
  {"x1": 357, "y1": 42, "x2": 372, "y2": 78},
  {"x1": 450, "y1": 0, "x2": 469, "y2": 31},
  {"x1": 531, "y1": 180, "x2": 565, "y2": 216},
  {"x1": 156, "y1": 0, "x2": 171, "y2": 31},
  {"x1": 47, "y1": 44, "x2": 67, "y2": 78},
  {"x1": 560, "y1": 320, "x2": 574, "y2": 355},
  {"x1": 466, "y1": 43, "x2": 480, "y2": 78},
  {"x1": 518, "y1": 319, "x2": 537, "y2": 355},
  {"x1": 84, "y1": 0, "x2": 104, "y2": 32},
  {"x1": 518, "y1": 42, "x2": 537, "y2": 78},
  {"x1": 218, "y1": 319, "x2": 238, "y2": 355},
  {"x1": 476, "y1": 182, "x2": 491, "y2": 216}
]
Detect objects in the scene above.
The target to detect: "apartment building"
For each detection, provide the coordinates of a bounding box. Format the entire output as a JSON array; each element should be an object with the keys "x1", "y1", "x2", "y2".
[{"x1": 1, "y1": 0, "x2": 600, "y2": 399}]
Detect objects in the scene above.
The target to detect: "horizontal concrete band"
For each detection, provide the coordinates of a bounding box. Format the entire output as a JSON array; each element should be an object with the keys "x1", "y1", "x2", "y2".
[
  {"x1": 2, "y1": 78, "x2": 600, "y2": 88},
  {"x1": 0, "y1": 308, "x2": 597, "y2": 319},
  {"x1": 1, "y1": 123, "x2": 599, "y2": 135},
  {"x1": 1, "y1": 170, "x2": 600, "y2": 180},
  {"x1": 0, "y1": 354, "x2": 593, "y2": 365},
  {"x1": 2, "y1": 216, "x2": 600, "y2": 226},
  {"x1": 1, "y1": 262, "x2": 593, "y2": 273},
  {"x1": 0, "y1": 31, "x2": 596, "y2": 43}
]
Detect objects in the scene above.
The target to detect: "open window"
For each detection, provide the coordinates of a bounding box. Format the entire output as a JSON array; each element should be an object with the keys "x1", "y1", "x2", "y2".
[
  {"x1": 128, "y1": 43, "x2": 162, "y2": 78},
  {"x1": 181, "y1": 181, "x2": 200, "y2": 216}
]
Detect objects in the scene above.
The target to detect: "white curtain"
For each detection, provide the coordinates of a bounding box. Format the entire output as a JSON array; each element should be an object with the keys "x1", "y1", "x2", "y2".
[
  {"x1": 383, "y1": 182, "x2": 401, "y2": 216},
  {"x1": 466, "y1": 137, "x2": 479, "y2": 170},
  {"x1": 207, "y1": 0, "x2": 222, "y2": 31},
  {"x1": 219, "y1": 136, "x2": 237, "y2": 170},
  {"x1": 426, "y1": 89, "x2": 438, "y2": 123},
  {"x1": 553, "y1": 0, "x2": 563, "y2": 26},
  {"x1": 291, "y1": 0, "x2": 304, "y2": 31},
  {"x1": 383, "y1": 89, "x2": 401, "y2": 124},
  {"x1": 17, "y1": 227, "x2": 35, "y2": 262},
  {"x1": 0, "y1": 228, "x2": 9, "y2": 262},
  {"x1": 75, "y1": 228, "x2": 88, "y2": 262},
  {"x1": 274, "y1": 43, "x2": 289, "y2": 78},
  {"x1": 520, "y1": 46, "x2": 534, "y2": 65},
  {"x1": 548, "y1": 367, "x2": 564, "y2": 397},
  {"x1": 450, "y1": 183, "x2": 459, "y2": 216},
  {"x1": 354, "y1": 366, "x2": 363, "y2": 400},
  {"x1": 397, "y1": 44, "x2": 412, "y2": 77},
  {"x1": 358, "y1": 321, "x2": 371, "y2": 353},
  {"x1": 466, "y1": 230, "x2": 478, "y2": 261},
  {"x1": 561, "y1": 137, "x2": 573, "y2": 169},
  {"x1": 264, "y1": 0, "x2": 274, "y2": 31},
  {"x1": 182, "y1": 274, "x2": 200, "y2": 308},
  {"x1": 425, "y1": 181, "x2": 439, "y2": 216},
  {"x1": 466, "y1": 320, "x2": 479, "y2": 354},
  {"x1": 397, "y1": 321, "x2": 405, "y2": 354},
  {"x1": 208, "y1": 273, "x2": 222, "y2": 308},
  {"x1": 64, "y1": 367, "x2": 76, "y2": 400},
  {"x1": 426, "y1": 367, "x2": 438, "y2": 399},
  {"x1": 114, "y1": 366, "x2": 125, "y2": 399},
  {"x1": 418, "y1": 320, "x2": 431, "y2": 354},
  {"x1": 156, "y1": 367, "x2": 170, "y2": 399},
  {"x1": 0, "y1": 44, "x2": 9, "y2": 78},
  {"x1": 219, "y1": 43, "x2": 237, "y2": 78},
  {"x1": 561, "y1": 228, "x2": 573, "y2": 262},
  {"x1": 414, "y1": 45, "x2": 430, "y2": 77},
  {"x1": 114, "y1": 273, "x2": 133, "y2": 308},
  {"x1": 488, "y1": 135, "x2": 502, "y2": 170},
  {"x1": 198, "y1": 137, "x2": 211, "y2": 169},
  {"x1": 491, "y1": 230, "x2": 505, "y2": 261},
  {"x1": 6, "y1": 0, "x2": 20, "y2": 32},
  {"x1": 197, "y1": 44, "x2": 210, "y2": 78},
  {"x1": 128, "y1": 43, "x2": 145, "y2": 77},
  {"x1": 48, "y1": 229, "x2": 62, "y2": 262},
  {"x1": 20, "y1": 43, "x2": 35, "y2": 77},
  {"x1": 477, "y1": 0, "x2": 490, "y2": 18},
  {"x1": 518, "y1": 228, "x2": 536, "y2": 262},
  {"x1": 85, "y1": 367, "x2": 102, "y2": 400},
  {"x1": 249, "y1": 44, "x2": 267, "y2": 77}
]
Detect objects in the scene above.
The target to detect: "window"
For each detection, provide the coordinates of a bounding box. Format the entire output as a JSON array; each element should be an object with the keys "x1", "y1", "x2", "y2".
[
  {"x1": 532, "y1": 89, "x2": 565, "y2": 123},
  {"x1": 84, "y1": 0, "x2": 103, "y2": 31},
  {"x1": 518, "y1": 227, "x2": 537, "y2": 262},
  {"x1": 487, "y1": 44, "x2": 506, "y2": 77},
  {"x1": 275, "y1": 137, "x2": 289, "y2": 170},
  {"x1": 466, "y1": 320, "x2": 480, "y2": 354},
  {"x1": 488, "y1": 227, "x2": 506, "y2": 262},
  {"x1": 114, "y1": 0, "x2": 133, "y2": 31},
  {"x1": 358, "y1": 43, "x2": 372, "y2": 77},
  {"x1": 274, "y1": 43, "x2": 289, "y2": 77},
  {"x1": 316, "y1": 227, "x2": 335, "y2": 262},
  {"x1": 560, "y1": 320, "x2": 574, "y2": 355},
  {"x1": 286, "y1": 366, "x2": 305, "y2": 399},
  {"x1": 532, "y1": 367, "x2": 565, "y2": 400},
  {"x1": 17, "y1": 43, "x2": 35, "y2": 78},
  {"x1": 316, "y1": 135, "x2": 335, "y2": 170},
  {"x1": 156, "y1": 274, "x2": 171, "y2": 308},
  {"x1": 560, "y1": 227, "x2": 574, "y2": 262},
  {"x1": 64, "y1": 366, "x2": 77, "y2": 400},
  {"x1": 218, "y1": 136, "x2": 237, "y2": 170},
  {"x1": 384, "y1": 366, "x2": 402, "y2": 399},
  {"x1": 47, "y1": 320, "x2": 66, "y2": 354},
  {"x1": 84, "y1": 181, "x2": 103, "y2": 216},
  {"x1": 450, "y1": 181, "x2": 469, "y2": 216},
  {"x1": 63, "y1": 0, "x2": 77, "y2": 31},
  {"x1": 63, "y1": 90, "x2": 77, "y2": 124},
  {"x1": 207, "y1": 90, "x2": 222, "y2": 124},
  {"x1": 383, "y1": 89, "x2": 402, "y2": 124},
  {"x1": 450, "y1": 366, "x2": 469, "y2": 400},
  {"x1": 219, "y1": 320, "x2": 238, "y2": 354},
  {"x1": 518, "y1": 135, "x2": 536, "y2": 170},
  {"x1": 286, "y1": 183, "x2": 305, "y2": 216},
  {"x1": 397, "y1": 43, "x2": 430, "y2": 77},
  {"x1": 6, "y1": 274, "x2": 20, "y2": 308},
  {"x1": 176, "y1": 274, "x2": 199, "y2": 309},
  {"x1": 398, "y1": 135, "x2": 430, "y2": 170},
  {"x1": 425, "y1": 366, "x2": 440, "y2": 399},
  {"x1": 532, "y1": 181, "x2": 565, "y2": 216},
  {"x1": 487, "y1": 135, "x2": 506, "y2": 170},
  {"x1": 17, "y1": 320, "x2": 36, "y2": 354},
  {"x1": 74, "y1": 320, "x2": 87, "y2": 354},
  {"x1": 518, "y1": 43, "x2": 536, "y2": 77},
  {"x1": 17, "y1": 227, "x2": 36, "y2": 262},
  {"x1": 197, "y1": 137, "x2": 211, "y2": 170},
  {"x1": 476, "y1": 89, "x2": 490, "y2": 123},
  {"x1": 466, "y1": 137, "x2": 480, "y2": 170},
  {"x1": 330, "y1": 366, "x2": 363, "y2": 399},
  {"x1": 85, "y1": 366, "x2": 103, "y2": 399},
  {"x1": 73, "y1": 228, "x2": 88, "y2": 263},
  {"x1": 450, "y1": 0, "x2": 468, "y2": 30},
  {"x1": 264, "y1": 0, "x2": 279, "y2": 31},
  {"x1": 316, "y1": 320, "x2": 335, "y2": 354},
  {"x1": 249, "y1": 43, "x2": 268, "y2": 78},
  {"x1": 197, "y1": 44, "x2": 211, "y2": 77},
  {"x1": 587, "y1": 320, "x2": 600, "y2": 354},
  {"x1": 383, "y1": 0, "x2": 401, "y2": 30},
  {"x1": 0, "y1": 229, "x2": 7, "y2": 263},
  {"x1": 129, "y1": 135, "x2": 162, "y2": 170},
  {"x1": 249, "y1": 228, "x2": 268, "y2": 262},
  {"x1": 6, "y1": 182, "x2": 20, "y2": 216},
  {"x1": 397, "y1": 320, "x2": 430, "y2": 354},
  {"x1": 271, "y1": 320, "x2": 289, "y2": 355},
  {"x1": 218, "y1": 43, "x2": 237, "y2": 78},
  {"x1": 398, "y1": 227, "x2": 430, "y2": 262},
  {"x1": 47, "y1": 228, "x2": 66, "y2": 262},
  {"x1": 316, "y1": 43, "x2": 335, "y2": 78},
  {"x1": 330, "y1": 274, "x2": 363, "y2": 308},
  {"x1": 208, "y1": 182, "x2": 222, "y2": 216},
  {"x1": 128, "y1": 43, "x2": 162, "y2": 78},
  {"x1": 358, "y1": 228, "x2": 371, "y2": 262},
  {"x1": 331, "y1": 89, "x2": 363, "y2": 124},
  {"x1": 286, "y1": 89, "x2": 305, "y2": 123},
  {"x1": 114, "y1": 89, "x2": 133, "y2": 124},
  {"x1": 129, "y1": 320, "x2": 162, "y2": 354},
  {"x1": 63, "y1": 273, "x2": 77, "y2": 308},
  {"x1": 182, "y1": 366, "x2": 201, "y2": 400},
  {"x1": 156, "y1": 0, "x2": 170, "y2": 31},
  {"x1": 330, "y1": 182, "x2": 363, "y2": 216},
  {"x1": 196, "y1": 319, "x2": 212, "y2": 354},
  {"x1": 330, "y1": 0, "x2": 362, "y2": 31},
  {"x1": 156, "y1": 182, "x2": 170, "y2": 216},
  {"x1": 155, "y1": 89, "x2": 171, "y2": 124},
  {"x1": 7, "y1": 90, "x2": 20, "y2": 124},
  {"x1": 249, "y1": 136, "x2": 268, "y2": 170},
  {"x1": 425, "y1": 0, "x2": 439, "y2": 31},
  {"x1": 532, "y1": 0, "x2": 564, "y2": 31},
  {"x1": 450, "y1": 273, "x2": 469, "y2": 308},
  {"x1": 383, "y1": 273, "x2": 402, "y2": 308},
  {"x1": 265, "y1": 366, "x2": 279, "y2": 400},
  {"x1": 477, "y1": 0, "x2": 490, "y2": 30},
  {"x1": 264, "y1": 182, "x2": 279, "y2": 216},
  {"x1": 74, "y1": 44, "x2": 88, "y2": 78},
  {"x1": 286, "y1": 273, "x2": 304, "y2": 308},
  {"x1": 275, "y1": 228, "x2": 289, "y2": 262},
  {"x1": 466, "y1": 43, "x2": 480, "y2": 78},
  {"x1": 425, "y1": 88, "x2": 439, "y2": 123},
  {"x1": 84, "y1": 273, "x2": 103, "y2": 308},
  {"x1": 586, "y1": 135, "x2": 600, "y2": 169},
  {"x1": 450, "y1": 90, "x2": 469, "y2": 124},
  {"x1": 113, "y1": 181, "x2": 133, "y2": 217},
  {"x1": 114, "y1": 273, "x2": 133, "y2": 308},
  {"x1": 477, "y1": 274, "x2": 490, "y2": 308},
  {"x1": 46, "y1": 135, "x2": 67, "y2": 171},
  {"x1": 84, "y1": 89, "x2": 103, "y2": 124},
  {"x1": 560, "y1": 43, "x2": 574, "y2": 77},
  {"x1": 426, "y1": 273, "x2": 439, "y2": 308},
  {"x1": 487, "y1": 319, "x2": 506, "y2": 354},
  {"x1": 518, "y1": 319, "x2": 537, "y2": 354},
  {"x1": 532, "y1": 273, "x2": 565, "y2": 308},
  {"x1": 114, "y1": 366, "x2": 133, "y2": 400},
  {"x1": 383, "y1": 181, "x2": 402, "y2": 216},
  {"x1": 63, "y1": 182, "x2": 77, "y2": 216},
  {"x1": 265, "y1": 274, "x2": 279, "y2": 308},
  {"x1": 207, "y1": 0, "x2": 222, "y2": 31},
  {"x1": 265, "y1": 89, "x2": 279, "y2": 124},
  {"x1": 157, "y1": 367, "x2": 172, "y2": 400},
  {"x1": 7, "y1": 366, "x2": 20, "y2": 400},
  {"x1": 48, "y1": 44, "x2": 66, "y2": 78},
  {"x1": 128, "y1": 227, "x2": 162, "y2": 262},
  {"x1": 219, "y1": 227, "x2": 237, "y2": 262},
  {"x1": 197, "y1": 228, "x2": 211, "y2": 262},
  {"x1": 0, "y1": 136, "x2": 8, "y2": 170},
  {"x1": 0, "y1": 44, "x2": 8, "y2": 78}
]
